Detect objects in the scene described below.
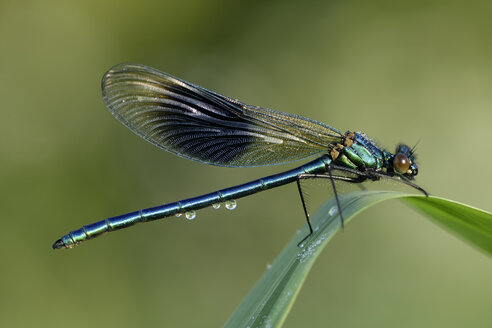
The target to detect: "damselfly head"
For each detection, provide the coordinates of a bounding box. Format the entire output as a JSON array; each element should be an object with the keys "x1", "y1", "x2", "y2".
[{"x1": 393, "y1": 144, "x2": 418, "y2": 178}]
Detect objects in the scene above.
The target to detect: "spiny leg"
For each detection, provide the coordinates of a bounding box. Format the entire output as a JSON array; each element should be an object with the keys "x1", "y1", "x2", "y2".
[
  {"x1": 328, "y1": 164, "x2": 429, "y2": 196},
  {"x1": 295, "y1": 164, "x2": 427, "y2": 246},
  {"x1": 295, "y1": 170, "x2": 365, "y2": 246},
  {"x1": 298, "y1": 174, "x2": 367, "y2": 184},
  {"x1": 296, "y1": 178, "x2": 313, "y2": 246},
  {"x1": 369, "y1": 171, "x2": 429, "y2": 196},
  {"x1": 327, "y1": 166, "x2": 345, "y2": 230}
]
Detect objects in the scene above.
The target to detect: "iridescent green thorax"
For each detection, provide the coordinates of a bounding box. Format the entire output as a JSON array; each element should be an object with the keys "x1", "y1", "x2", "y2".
[{"x1": 330, "y1": 131, "x2": 385, "y2": 171}]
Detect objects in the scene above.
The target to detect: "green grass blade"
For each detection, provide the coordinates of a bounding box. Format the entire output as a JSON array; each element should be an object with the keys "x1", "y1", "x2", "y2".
[
  {"x1": 402, "y1": 196, "x2": 492, "y2": 255},
  {"x1": 224, "y1": 191, "x2": 492, "y2": 328}
]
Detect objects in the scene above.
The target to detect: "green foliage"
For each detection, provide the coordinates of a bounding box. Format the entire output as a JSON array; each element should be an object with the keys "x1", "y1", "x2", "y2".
[
  {"x1": 224, "y1": 191, "x2": 492, "y2": 328},
  {"x1": 403, "y1": 197, "x2": 492, "y2": 255}
]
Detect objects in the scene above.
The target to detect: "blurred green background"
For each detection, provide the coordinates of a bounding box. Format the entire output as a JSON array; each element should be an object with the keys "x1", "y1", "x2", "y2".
[{"x1": 1, "y1": 0, "x2": 491, "y2": 327}]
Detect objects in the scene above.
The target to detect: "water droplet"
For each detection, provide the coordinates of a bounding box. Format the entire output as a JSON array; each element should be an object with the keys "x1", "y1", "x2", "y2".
[
  {"x1": 266, "y1": 263, "x2": 272, "y2": 269},
  {"x1": 225, "y1": 199, "x2": 237, "y2": 210},
  {"x1": 175, "y1": 213, "x2": 182, "y2": 218},
  {"x1": 185, "y1": 210, "x2": 196, "y2": 220},
  {"x1": 328, "y1": 206, "x2": 337, "y2": 216},
  {"x1": 212, "y1": 203, "x2": 221, "y2": 209}
]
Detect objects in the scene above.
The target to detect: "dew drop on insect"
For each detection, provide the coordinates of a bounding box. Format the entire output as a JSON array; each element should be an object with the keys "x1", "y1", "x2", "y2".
[
  {"x1": 225, "y1": 199, "x2": 237, "y2": 210},
  {"x1": 212, "y1": 203, "x2": 221, "y2": 209},
  {"x1": 328, "y1": 206, "x2": 337, "y2": 216},
  {"x1": 185, "y1": 210, "x2": 196, "y2": 220},
  {"x1": 175, "y1": 213, "x2": 182, "y2": 218}
]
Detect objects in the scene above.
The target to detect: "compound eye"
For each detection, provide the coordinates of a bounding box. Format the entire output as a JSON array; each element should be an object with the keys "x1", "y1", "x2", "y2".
[{"x1": 393, "y1": 153, "x2": 411, "y2": 174}]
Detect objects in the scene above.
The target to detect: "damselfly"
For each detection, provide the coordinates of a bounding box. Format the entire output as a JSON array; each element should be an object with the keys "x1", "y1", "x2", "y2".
[{"x1": 52, "y1": 63, "x2": 427, "y2": 249}]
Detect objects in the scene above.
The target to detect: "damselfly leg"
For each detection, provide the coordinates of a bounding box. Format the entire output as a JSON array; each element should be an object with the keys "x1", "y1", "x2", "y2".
[{"x1": 295, "y1": 165, "x2": 428, "y2": 246}]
